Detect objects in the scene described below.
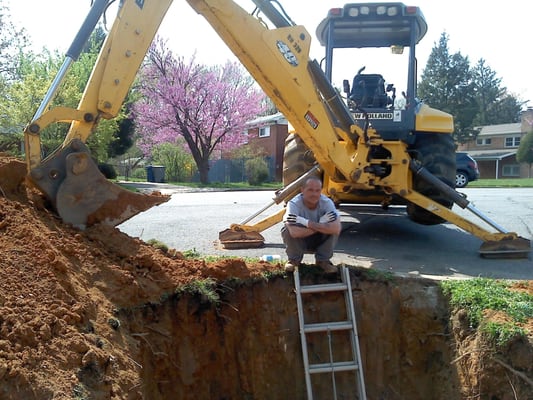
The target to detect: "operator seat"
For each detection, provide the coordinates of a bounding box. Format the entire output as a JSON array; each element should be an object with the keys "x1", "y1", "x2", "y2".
[{"x1": 349, "y1": 73, "x2": 388, "y2": 108}]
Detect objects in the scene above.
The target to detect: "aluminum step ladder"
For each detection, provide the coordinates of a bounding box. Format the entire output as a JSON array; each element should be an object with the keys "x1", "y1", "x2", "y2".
[{"x1": 294, "y1": 266, "x2": 367, "y2": 400}]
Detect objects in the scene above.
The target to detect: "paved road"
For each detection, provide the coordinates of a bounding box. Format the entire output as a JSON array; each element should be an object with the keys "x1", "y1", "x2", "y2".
[{"x1": 118, "y1": 185, "x2": 533, "y2": 280}]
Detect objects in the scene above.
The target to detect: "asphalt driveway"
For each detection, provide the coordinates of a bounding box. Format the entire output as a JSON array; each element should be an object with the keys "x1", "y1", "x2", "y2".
[{"x1": 118, "y1": 184, "x2": 533, "y2": 280}]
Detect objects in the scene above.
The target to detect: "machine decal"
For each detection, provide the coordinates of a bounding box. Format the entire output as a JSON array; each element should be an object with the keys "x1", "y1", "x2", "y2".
[
  {"x1": 393, "y1": 110, "x2": 402, "y2": 122},
  {"x1": 276, "y1": 41, "x2": 298, "y2": 66},
  {"x1": 286, "y1": 34, "x2": 303, "y2": 55},
  {"x1": 304, "y1": 111, "x2": 319, "y2": 129},
  {"x1": 353, "y1": 112, "x2": 393, "y2": 120}
]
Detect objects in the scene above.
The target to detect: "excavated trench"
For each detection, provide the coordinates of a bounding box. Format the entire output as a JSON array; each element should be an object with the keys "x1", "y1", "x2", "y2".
[{"x1": 120, "y1": 271, "x2": 462, "y2": 400}]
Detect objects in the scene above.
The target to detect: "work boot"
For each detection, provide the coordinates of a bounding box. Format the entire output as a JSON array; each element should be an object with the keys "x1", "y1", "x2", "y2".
[
  {"x1": 284, "y1": 260, "x2": 299, "y2": 272},
  {"x1": 316, "y1": 260, "x2": 337, "y2": 274}
]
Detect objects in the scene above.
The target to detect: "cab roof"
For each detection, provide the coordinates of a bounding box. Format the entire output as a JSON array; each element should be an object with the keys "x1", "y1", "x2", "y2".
[{"x1": 316, "y1": 3, "x2": 428, "y2": 48}]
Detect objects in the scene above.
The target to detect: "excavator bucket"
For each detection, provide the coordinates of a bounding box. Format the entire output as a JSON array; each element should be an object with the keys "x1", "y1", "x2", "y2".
[
  {"x1": 479, "y1": 237, "x2": 532, "y2": 259},
  {"x1": 218, "y1": 228, "x2": 265, "y2": 249},
  {"x1": 28, "y1": 139, "x2": 169, "y2": 228}
]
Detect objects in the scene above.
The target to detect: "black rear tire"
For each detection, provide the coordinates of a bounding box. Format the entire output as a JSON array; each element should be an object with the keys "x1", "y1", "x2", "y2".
[
  {"x1": 407, "y1": 133, "x2": 456, "y2": 225},
  {"x1": 282, "y1": 133, "x2": 319, "y2": 186}
]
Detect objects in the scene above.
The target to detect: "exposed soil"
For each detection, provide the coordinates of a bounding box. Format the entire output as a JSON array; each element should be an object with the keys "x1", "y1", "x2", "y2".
[{"x1": 0, "y1": 155, "x2": 531, "y2": 399}]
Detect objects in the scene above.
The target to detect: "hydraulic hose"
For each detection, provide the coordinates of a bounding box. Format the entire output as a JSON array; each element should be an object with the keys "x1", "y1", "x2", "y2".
[
  {"x1": 409, "y1": 160, "x2": 509, "y2": 233},
  {"x1": 31, "y1": 0, "x2": 109, "y2": 123}
]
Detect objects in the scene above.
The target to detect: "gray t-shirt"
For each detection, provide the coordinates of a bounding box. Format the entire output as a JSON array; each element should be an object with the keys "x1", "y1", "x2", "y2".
[{"x1": 284, "y1": 193, "x2": 338, "y2": 225}]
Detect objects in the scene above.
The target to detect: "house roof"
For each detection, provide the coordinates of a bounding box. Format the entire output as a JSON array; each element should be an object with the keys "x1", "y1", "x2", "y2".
[
  {"x1": 466, "y1": 149, "x2": 517, "y2": 160},
  {"x1": 246, "y1": 112, "x2": 287, "y2": 127},
  {"x1": 477, "y1": 123, "x2": 521, "y2": 136}
]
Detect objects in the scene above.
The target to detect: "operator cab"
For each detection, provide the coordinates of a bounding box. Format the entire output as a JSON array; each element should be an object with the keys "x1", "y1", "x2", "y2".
[{"x1": 316, "y1": 3, "x2": 428, "y2": 140}]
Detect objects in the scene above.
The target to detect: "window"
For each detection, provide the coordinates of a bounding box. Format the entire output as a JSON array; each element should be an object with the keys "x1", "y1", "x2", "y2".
[
  {"x1": 505, "y1": 136, "x2": 520, "y2": 147},
  {"x1": 476, "y1": 138, "x2": 491, "y2": 146},
  {"x1": 259, "y1": 126, "x2": 271, "y2": 138},
  {"x1": 502, "y1": 165, "x2": 520, "y2": 177}
]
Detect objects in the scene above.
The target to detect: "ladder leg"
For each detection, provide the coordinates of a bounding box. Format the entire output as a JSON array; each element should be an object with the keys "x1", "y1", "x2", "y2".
[
  {"x1": 343, "y1": 267, "x2": 367, "y2": 400},
  {"x1": 294, "y1": 268, "x2": 314, "y2": 400}
]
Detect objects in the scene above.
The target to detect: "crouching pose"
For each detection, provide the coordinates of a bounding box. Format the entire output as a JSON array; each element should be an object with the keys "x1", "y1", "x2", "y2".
[{"x1": 282, "y1": 176, "x2": 341, "y2": 273}]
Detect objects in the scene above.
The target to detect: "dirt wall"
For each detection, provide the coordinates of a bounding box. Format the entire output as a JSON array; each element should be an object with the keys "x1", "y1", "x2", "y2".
[{"x1": 121, "y1": 273, "x2": 461, "y2": 400}]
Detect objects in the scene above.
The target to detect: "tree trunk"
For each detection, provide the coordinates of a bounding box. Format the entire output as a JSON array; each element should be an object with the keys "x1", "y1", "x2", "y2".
[{"x1": 198, "y1": 158, "x2": 210, "y2": 184}]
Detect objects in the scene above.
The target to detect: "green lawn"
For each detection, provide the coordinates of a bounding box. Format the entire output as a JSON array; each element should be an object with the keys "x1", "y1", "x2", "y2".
[
  {"x1": 468, "y1": 178, "x2": 533, "y2": 188},
  {"x1": 117, "y1": 176, "x2": 533, "y2": 189},
  {"x1": 163, "y1": 181, "x2": 282, "y2": 190},
  {"x1": 115, "y1": 176, "x2": 282, "y2": 190}
]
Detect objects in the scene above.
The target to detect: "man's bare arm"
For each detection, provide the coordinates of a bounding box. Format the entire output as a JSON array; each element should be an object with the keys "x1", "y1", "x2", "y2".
[
  {"x1": 308, "y1": 219, "x2": 341, "y2": 235},
  {"x1": 285, "y1": 223, "x2": 316, "y2": 238},
  {"x1": 285, "y1": 219, "x2": 341, "y2": 238}
]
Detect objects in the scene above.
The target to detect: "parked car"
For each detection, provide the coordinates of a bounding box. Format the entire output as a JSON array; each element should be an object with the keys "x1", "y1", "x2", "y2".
[{"x1": 455, "y1": 152, "x2": 480, "y2": 188}]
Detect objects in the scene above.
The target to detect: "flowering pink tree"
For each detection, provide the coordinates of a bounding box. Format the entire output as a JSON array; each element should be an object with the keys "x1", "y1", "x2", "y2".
[{"x1": 133, "y1": 38, "x2": 266, "y2": 183}]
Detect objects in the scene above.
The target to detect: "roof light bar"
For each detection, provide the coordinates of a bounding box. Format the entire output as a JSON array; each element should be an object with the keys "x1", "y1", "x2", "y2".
[{"x1": 344, "y1": 4, "x2": 403, "y2": 18}]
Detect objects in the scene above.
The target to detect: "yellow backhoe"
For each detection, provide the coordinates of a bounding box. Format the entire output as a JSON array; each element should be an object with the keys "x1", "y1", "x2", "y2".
[{"x1": 23, "y1": 0, "x2": 530, "y2": 257}]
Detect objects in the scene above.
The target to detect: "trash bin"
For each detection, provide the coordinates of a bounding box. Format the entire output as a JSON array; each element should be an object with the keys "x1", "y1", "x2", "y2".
[
  {"x1": 146, "y1": 165, "x2": 166, "y2": 183},
  {"x1": 152, "y1": 165, "x2": 166, "y2": 183},
  {"x1": 146, "y1": 165, "x2": 154, "y2": 182}
]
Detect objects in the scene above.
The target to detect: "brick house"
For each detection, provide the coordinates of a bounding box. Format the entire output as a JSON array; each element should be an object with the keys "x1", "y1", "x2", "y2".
[
  {"x1": 245, "y1": 112, "x2": 289, "y2": 181},
  {"x1": 456, "y1": 109, "x2": 533, "y2": 179}
]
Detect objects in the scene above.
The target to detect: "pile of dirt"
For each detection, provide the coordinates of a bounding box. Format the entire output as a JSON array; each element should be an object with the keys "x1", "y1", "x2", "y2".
[
  {"x1": 0, "y1": 155, "x2": 531, "y2": 399},
  {"x1": 0, "y1": 156, "x2": 279, "y2": 399}
]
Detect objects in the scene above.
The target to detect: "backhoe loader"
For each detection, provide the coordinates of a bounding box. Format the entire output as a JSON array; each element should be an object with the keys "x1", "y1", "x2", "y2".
[{"x1": 23, "y1": 0, "x2": 530, "y2": 257}]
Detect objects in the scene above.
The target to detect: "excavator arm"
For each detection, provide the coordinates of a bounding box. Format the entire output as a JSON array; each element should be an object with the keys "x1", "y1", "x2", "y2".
[
  {"x1": 24, "y1": 0, "x2": 173, "y2": 227},
  {"x1": 24, "y1": 0, "x2": 364, "y2": 228}
]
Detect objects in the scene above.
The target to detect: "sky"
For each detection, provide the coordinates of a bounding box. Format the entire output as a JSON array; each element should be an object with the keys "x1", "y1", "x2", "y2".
[{"x1": 6, "y1": 0, "x2": 533, "y2": 108}]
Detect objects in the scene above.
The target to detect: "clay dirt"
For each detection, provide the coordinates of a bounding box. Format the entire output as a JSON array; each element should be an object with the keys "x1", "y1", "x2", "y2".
[{"x1": 0, "y1": 155, "x2": 531, "y2": 400}]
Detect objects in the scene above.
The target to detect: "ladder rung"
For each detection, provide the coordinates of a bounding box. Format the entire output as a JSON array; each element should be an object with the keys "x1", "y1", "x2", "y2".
[
  {"x1": 300, "y1": 282, "x2": 348, "y2": 293},
  {"x1": 304, "y1": 321, "x2": 353, "y2": 333},
  {"x1": 309, "y1": 361, "x2": 359, "y2": 374}
]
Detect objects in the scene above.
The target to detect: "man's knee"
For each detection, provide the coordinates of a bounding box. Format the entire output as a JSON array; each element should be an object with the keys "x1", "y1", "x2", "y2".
[
  {"x1": 315, "y1": 234, "x2": 338, "y2": 255},
  {"x1": 281, "y1": 226, "x2": 292, "y2": 244}
]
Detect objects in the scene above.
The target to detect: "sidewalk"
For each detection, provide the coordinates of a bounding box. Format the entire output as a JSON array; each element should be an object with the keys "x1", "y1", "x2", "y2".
[{"x1": 117, "y1": 181, "x2": 278, "y2": 195}]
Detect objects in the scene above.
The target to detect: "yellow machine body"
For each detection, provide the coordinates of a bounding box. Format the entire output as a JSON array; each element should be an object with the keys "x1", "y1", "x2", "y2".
[{"x1": 23, "y1": 0, "x2": 530, "y2": 256}]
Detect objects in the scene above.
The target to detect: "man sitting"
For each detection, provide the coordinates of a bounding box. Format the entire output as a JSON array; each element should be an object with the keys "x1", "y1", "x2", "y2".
[{"x1": 281, "y1": 176, "x2": 341, "y2": 273}]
